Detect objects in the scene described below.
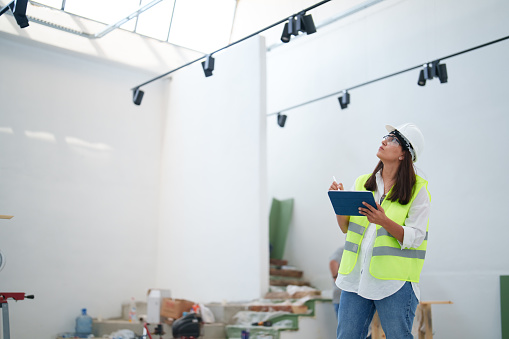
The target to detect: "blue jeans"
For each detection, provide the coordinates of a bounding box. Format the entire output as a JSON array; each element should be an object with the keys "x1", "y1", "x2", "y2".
[
  {"x1": 333, "y1": 303, "x2": 340, "y2": 320},
  {"x1": 337, "y1": 282, "x2": 418, "y2": 339}
]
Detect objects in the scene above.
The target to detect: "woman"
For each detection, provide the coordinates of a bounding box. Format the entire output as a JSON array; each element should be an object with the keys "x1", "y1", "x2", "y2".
[{"x1": 330, "y1": 123, "x2": 430, "y2": 339}]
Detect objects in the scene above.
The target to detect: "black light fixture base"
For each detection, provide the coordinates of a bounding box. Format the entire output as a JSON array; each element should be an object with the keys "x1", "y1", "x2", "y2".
[
  {"x1": 338, "y1": 91, "x2": 350, "y2": 109},
  {"x1": 201, "y1": 54, "x2": 215, "y2": 77},
  {"x1": 133, "y1": 88, "x2": 144, "y2": 105},
  {"x1": 277, "y1": 113, "x2": 287, "y2": 127}
]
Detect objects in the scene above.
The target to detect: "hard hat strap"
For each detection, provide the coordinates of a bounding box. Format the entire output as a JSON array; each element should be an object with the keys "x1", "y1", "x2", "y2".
[{"x1": 391, "y1": 130, "x2": 416, "y2": 161}]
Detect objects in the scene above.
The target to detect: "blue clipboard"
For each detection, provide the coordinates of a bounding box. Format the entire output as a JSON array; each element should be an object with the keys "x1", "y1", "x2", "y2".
[{"x1": 328, "y1": 190, "x2": 377, "y2": 216}]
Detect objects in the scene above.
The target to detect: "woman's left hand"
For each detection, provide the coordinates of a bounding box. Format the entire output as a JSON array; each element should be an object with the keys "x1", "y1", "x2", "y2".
[{"x1": 359, "y1": 201, "x2": 388, "y2": 225}]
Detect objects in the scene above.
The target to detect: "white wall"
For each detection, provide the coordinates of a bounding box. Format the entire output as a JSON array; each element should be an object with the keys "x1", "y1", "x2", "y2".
[
  {"x1": 0, "y1": 36, "x2": 165, "y2": 338},
  {"x1": 0, "y1": 26, "x2": 269, "y2": 339},
  {"x1": 263, "y1": 0, "x2": 509, "y2": 338},
  {"x1": 156, "y1": 35, "x2": 269, "y2": 302}
]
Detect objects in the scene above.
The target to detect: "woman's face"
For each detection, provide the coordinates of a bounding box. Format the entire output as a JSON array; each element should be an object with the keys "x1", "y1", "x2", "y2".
[{"x1": 377, "y1": 134, "x2": 405, "y2": 163}]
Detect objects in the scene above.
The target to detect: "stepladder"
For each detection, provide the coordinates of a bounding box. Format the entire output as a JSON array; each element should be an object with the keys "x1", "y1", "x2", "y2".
[{"x1": 370, "y1": 301, "x2": 453, "y2": 339}]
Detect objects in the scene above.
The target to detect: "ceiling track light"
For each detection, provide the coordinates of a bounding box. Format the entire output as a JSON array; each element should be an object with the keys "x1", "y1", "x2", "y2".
[
  {"x1": 436, "y1": 62, "x2": 448, "y2": 83},
  {"x1": 133, "y1": 88, "x2": 144, "y2": 105},
  {"x1": 280, "y1": 22, "x2": 291, "y2": 43},
  {"x1": 338, "y1": 91, "x2": 350, "y2": 109},
  {"x1": 277, "y1": 113, "x2": 287, "y2": 127},
  {"x1": 417, "y1": 61, "x2": 448, "y2": 86},
  {"x1": 201, "y1": 54, "x2": 215, "y2": 77},
  {"x1": 132, "y1": 1, "x2": 334, "y2": 104},
  {"x1": 280, "y1": 12, "x2": 316, "y2": 43},
  {"x1": 417, "y1": 69, "x2": 426, "y2": 86},
  {"x1": 296, "y1": 12, "x2": 316, "y2": 35},
  {"x1": 0, "y1": 0, "x2": 29, "y2": 28}
]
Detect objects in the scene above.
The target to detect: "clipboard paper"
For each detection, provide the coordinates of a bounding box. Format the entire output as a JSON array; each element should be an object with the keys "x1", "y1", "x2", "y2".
[{"x1": 328, "y1": 191, "x2": 377, "y2": 216}]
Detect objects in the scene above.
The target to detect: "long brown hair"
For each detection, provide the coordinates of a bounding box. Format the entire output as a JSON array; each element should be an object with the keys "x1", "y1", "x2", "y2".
[{"x1": 364, "y1": 149, "x2": 416, "y2": 205}]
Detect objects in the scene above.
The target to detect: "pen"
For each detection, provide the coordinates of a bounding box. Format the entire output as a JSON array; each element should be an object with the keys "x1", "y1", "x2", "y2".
[{"x1": 333, "y1": 176, "x2": 341, "y2": 191}]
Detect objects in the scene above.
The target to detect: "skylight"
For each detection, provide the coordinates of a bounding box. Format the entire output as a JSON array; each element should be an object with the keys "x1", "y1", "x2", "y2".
[{"x1": 33, "y1": 0, "x2": 237, "y2": 54}]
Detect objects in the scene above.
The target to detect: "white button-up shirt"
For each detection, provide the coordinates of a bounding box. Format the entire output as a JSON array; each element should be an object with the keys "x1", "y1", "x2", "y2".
[{"x1": 335, "y1": 170, "x2": 431, "y2": 301}]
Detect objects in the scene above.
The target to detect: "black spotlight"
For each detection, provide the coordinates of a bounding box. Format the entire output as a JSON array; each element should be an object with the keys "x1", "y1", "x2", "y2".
[
  {"x1": 133, "y1": 88, "x2": 144, "y2": 105},
  {"x1": 281, "y1": 16, "x2": 297, "y2": 43},
  {"x1": 1, "y1": 0, "x2": 29, "y2": 28},
  {"x1": 277, "y1": 113, "x2": 287, "y2": 127},
  {"x1": 281, "y1": 22, "x2": 291, "y2": 43},
  {"x1": 281, "y1": 13, "x2": 316, "y2": 43},
  {"x1": 296, "y1": 13, "x2": 316, "y2": 35},
  {"x1": 338, "y1": 91, "x2": 350, "y2": 109},
  {"x1": 417, "y1": 69, "x2": 426, "y2": 86},
  {"x1": 201, "y1": 54, "x2": 215, "y2": 77},
  {"x1": 417, "y1": 64, "x2": 433, "y2": 86},
  {"x1": 418, "y1": 61, "x2": 448, "y2": 86},
  {"x1": 436, "y1": 63, "x2": 448, "y2": 83}
]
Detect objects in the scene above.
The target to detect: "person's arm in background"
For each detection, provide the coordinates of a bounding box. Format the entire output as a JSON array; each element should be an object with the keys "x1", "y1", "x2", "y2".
[
  {"x1": 329, "y1": 259, "x2": 340, "y2": 281},
  {"x1": 329, "y1": 180, "x2": 350, "y2": 233}
]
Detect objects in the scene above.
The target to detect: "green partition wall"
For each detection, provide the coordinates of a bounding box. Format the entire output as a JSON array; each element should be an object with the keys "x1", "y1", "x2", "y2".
[
  {"x1": 502, "y1": 276, "x2": 509, "y2": 339},
  {"x1": 269, "y1": 198, "x2": 294, "y2": 260}
]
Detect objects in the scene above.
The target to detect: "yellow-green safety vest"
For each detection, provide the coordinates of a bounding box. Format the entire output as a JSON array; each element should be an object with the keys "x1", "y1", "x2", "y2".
[{"x1": 338, "y1": 173, "x2": 430, "y2": 282}]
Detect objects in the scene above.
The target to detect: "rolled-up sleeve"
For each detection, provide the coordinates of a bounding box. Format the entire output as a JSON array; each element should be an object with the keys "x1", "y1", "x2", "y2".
[{"x1": 399, "y1": 186, "x2": 430, "y2": 249}]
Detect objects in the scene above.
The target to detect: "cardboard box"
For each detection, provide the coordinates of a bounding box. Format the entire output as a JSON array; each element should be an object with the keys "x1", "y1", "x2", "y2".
[
  {"x1": 291, "y1": 305, "x2": 309, "y2": 314},
  {"x1": 160, "y1": 298, "x2": 195, "y2": 319}
]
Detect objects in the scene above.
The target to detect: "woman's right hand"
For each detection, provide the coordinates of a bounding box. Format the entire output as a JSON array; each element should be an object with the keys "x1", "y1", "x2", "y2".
[
  {"x1": 330, "y1": 180, "x2": 349, "y2": 233},
  {"x1": 329, "y1": 181, "x2": 344, "y2": 191}
]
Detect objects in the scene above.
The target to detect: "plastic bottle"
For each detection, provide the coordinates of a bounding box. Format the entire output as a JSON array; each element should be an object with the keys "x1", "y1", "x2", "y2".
[
  {"x1": 241, "y1": 329, "x2": 250, "y2": 339},
  {"x1": 75, "y1": 308, "x2": 92, "y2": 338},
  {"x1": 128, "y1": 297, "x2": 137, "y2": 322}
]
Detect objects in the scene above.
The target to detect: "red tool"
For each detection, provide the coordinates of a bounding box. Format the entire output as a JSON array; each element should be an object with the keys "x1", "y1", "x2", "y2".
[
  {"x1": 1, "y1": 292, "x2": 35, "y2": 339},
  {"x1": 143, "y1": 323, "x2": 165, "y2": 339},
  {"x1": 0, "y1": 292, "x2": 34, "y2": 303}
]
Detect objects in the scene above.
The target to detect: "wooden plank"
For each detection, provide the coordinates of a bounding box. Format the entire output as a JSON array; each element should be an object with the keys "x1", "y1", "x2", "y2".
[
  {"x1": 420, "y1": 301, "x2": 453, "y2": 305},
  {"x1": 269, "y1": 278, "x2": 310, "y2": 287},
  {"x1": 249, "y1": 305, "x2": 293, "y2": 312},
  {"x1": 270, "y1": 268, "x2": 303, "y2": 278},
  {"x1": 270, "y1": 259, "x2": 288, "y2": 266},
  {"x1": 422, "y1": 303, "x2": 433, "y2": 339},
  {"x1": 371, "y1": 311, "x2": 385, "y2": 339}
]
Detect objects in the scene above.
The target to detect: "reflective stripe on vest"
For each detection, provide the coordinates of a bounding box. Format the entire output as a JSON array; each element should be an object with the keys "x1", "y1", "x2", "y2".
[
  {"x1": 372, "y1": 246, "x2": 426, "y2": 260},
  {"x1": 349, "y1": 222, "x2": 366, "y2": 236},
  {"x1": 377, "y1": 228, "x2": 428, "y2": 241},
  {"x1": 344, "y1": 241, "x2": 359, "y2": 254}
]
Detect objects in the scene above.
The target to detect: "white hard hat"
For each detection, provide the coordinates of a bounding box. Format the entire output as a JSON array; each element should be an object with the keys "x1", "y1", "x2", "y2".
[{"x1": 385, "y1": 123, "x2": 425, "y2": 162}]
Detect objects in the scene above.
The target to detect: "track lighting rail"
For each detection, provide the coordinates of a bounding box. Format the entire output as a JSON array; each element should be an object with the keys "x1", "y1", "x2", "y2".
[
  {"x1": 131, "y1": 0, "x2": 331, "y2": 91},
  {"x1": 269, "y1": 34, "x2": 509, "y2": 118}
]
